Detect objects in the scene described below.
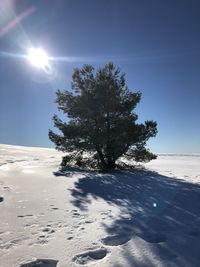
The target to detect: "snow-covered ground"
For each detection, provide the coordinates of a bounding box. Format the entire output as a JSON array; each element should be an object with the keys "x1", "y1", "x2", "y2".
[{"x1": 0, "y1": 144, "x2": 200, "y2": 267}]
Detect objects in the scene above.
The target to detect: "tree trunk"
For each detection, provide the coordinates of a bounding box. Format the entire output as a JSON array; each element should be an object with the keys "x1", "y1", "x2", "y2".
[
  {"x1": 96, "y1": 147, "x2": 116, "y2": 171},
  {"x1": 107, "y1": 159, "x2": 116, "y2": 170},
  {"x1": 96, "y1": 147, "x2": 107, "y2": 169}
]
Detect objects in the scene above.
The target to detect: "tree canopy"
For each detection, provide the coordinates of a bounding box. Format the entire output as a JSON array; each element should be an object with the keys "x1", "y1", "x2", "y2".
[{"x1": 49, "y1": 63, "x2": 157, "y2": 170}]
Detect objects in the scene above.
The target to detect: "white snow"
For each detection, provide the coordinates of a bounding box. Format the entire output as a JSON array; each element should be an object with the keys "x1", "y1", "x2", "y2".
[{"x1": 0, "y1": 144, "x2": 200, "y2": 267}]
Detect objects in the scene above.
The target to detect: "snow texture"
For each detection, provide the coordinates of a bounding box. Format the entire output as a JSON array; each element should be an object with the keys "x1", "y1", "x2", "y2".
[{"x1": 0, "y1": 144, "x2": 200, "y2": 267}]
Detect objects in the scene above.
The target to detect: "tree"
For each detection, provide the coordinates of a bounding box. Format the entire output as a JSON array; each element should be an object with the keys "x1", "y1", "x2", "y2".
[{"x1": 49, "y1": 63, "x2": 157, "y2": 170}]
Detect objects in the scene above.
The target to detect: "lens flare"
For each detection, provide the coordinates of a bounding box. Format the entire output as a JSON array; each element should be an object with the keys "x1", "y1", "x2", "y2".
[{"x1": 27, "y1": 48, "x2": 49, "y2": 69}]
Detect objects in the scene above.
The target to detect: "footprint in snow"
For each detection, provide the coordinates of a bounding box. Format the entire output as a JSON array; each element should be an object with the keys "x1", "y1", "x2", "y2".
[
  {"x1": 17, "y1": 214, "x2": 33, "y2": 218},
  {"x1": 101, "y1": 233, "x2": 131, "y2": 246},
  {"x1": 20, "y1": 259, "x2": 58, "y2": 267},
  {"x1": 84, "y1": 219, "x2": 93, "y2": 224},
  {"x1": 6, "y1": 160, "x2": 14, "y2": 163},
  {"x1": 42, "y1": 228, "x2": 55, "y2": 234},
  {"x1": 3, "y1": 186, "x2": 11, "y2": 191},
  {"x1": 72, "y1": 247, "x2": 108, "y2": 265},
  {"x1": 138, "y1": 231, "x2": 167, "y2": 243},
  {"x1": 73, "y1": 212, "x2": 81, "y2": 217},
  {"x1": 71, "y1": 210, "x2": 81, "y2": 217},
  {"x1": 36, "y1": 238, "x2": 49, "y2": 245}
]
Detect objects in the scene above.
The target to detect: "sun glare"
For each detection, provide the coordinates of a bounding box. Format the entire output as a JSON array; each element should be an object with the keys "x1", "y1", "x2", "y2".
[{"x1": 27, "y1": 48, "x2": 49, "y2": 69}]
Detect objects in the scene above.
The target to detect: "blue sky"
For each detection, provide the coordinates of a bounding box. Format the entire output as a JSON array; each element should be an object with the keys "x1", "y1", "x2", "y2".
[{"x1": 0, "y1": 0, "x2": 200, "y2": 153}]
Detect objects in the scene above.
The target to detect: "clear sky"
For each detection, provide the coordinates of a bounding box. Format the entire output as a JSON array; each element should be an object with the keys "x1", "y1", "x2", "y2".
[{"x1": 0, "y1": 0, "x2": 200, "y2": 153}]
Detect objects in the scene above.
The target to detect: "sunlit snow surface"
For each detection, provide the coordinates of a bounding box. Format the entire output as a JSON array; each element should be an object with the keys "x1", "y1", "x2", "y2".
[{"x1": 0, "y1": 144, "x2": 200, "y2": 267}]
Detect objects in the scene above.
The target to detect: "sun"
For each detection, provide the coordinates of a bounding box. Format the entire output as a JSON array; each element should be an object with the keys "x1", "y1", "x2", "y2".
[{"x1": 27, "y1": 48, "x2": 49, "y2": 69}]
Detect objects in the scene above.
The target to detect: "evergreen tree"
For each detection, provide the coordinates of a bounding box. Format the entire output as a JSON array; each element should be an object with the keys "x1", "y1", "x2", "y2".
[{"x1": 49, "y1": 63, "x2": 157, "y2": 170}]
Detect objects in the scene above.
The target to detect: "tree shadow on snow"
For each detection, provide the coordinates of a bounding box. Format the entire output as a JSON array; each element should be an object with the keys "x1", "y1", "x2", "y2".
[{"x1": 69, "y1": 168, "x2": 200, "y2": 267}]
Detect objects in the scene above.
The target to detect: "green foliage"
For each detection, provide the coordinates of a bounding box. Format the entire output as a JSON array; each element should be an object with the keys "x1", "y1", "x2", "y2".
[{"x1": 49, "y1": 63, "x2": 157, "y2": 170}]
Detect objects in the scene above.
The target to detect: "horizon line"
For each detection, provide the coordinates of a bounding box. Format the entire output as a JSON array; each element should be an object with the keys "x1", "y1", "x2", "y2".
[{"x1": 0, "y1": 143, "x2": 200, "y2": 155}]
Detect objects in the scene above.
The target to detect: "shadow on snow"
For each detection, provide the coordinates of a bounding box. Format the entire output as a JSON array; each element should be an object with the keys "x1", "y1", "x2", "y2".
[{"x1": 58, "y1": 167, "x2": 200, "y2": 266}]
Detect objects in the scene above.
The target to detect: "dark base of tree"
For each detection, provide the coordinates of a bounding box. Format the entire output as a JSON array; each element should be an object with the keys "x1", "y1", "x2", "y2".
[
  {"x1": 60, "y1": 151, "x2": 157, "y2": 173},
  {"x1": 60, "y1": 153, "x2": 116, "y2": 172},
  {"x1": 99, "y1": 165, "x2": 115, "y2": 172}
]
